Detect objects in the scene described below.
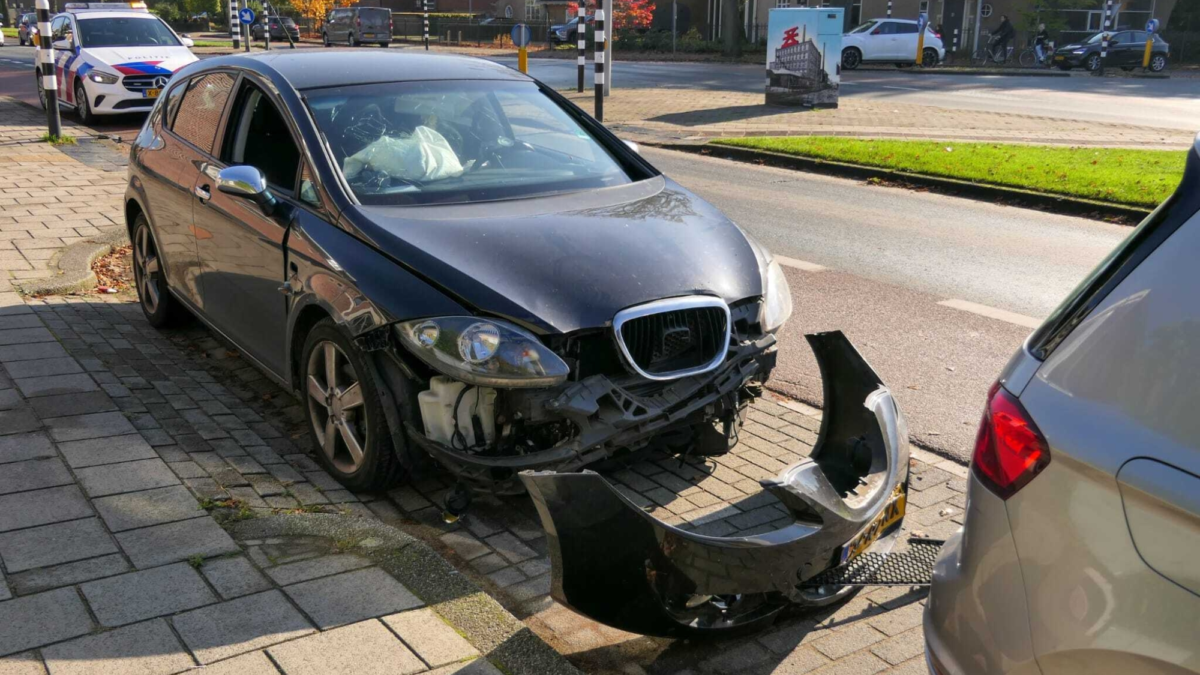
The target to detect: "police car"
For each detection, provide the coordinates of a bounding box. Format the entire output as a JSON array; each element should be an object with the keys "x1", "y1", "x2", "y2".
[{"x1": 36, "y1": 2, "x2": 198, "y2": 123}]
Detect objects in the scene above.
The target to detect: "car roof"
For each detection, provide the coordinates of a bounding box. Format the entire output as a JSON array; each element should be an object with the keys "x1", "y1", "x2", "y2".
[
  {"x1": 222, "y1": 51, "x2": 530, "y2": 89},
  {"x1": 870, "y1": 18, "x2": 918, "y2": 23}
]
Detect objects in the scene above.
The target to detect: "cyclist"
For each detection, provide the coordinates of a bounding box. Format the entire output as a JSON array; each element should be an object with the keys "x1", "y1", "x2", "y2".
[
  {"x1": 1033, "y1": 22, "x2": 1050, "y2": 63},
  {"x1": 991, "y1": 14, "x2": 1015, "y2": 61}
]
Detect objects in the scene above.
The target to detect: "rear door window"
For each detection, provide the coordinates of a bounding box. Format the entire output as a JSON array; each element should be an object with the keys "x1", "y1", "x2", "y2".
[{"x1": 170, "y1": 72, "x2": 236, "y2": 155}]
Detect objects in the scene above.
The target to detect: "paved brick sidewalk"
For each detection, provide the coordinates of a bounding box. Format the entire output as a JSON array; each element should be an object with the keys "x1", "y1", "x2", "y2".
[{"x1": 562, "y1": 88, "x2": 1196, "y2": 149}]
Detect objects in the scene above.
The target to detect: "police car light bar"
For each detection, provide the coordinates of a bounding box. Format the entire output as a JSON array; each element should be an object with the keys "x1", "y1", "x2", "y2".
[{"x1": 63, "y1": 2, "x2": 149, "y2": 10}]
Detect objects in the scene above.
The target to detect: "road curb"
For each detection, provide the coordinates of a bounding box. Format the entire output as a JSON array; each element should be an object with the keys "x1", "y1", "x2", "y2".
[
  {"x1": 856, "y1": 65, "x2": 1070, "y2": 77},
  {"x1": 659, "y1": 142, "x2": 1151, "y2": 224},
  {"x1": 14, "y1": 227, "x2": 127, "y2": 296},
  {"x1": 229, "y1": 514, "x2": 582, "y2": 675}
]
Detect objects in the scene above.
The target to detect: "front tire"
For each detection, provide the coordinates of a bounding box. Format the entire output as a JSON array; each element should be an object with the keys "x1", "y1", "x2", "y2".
[
  {"x1": 841, "y1": 47, "x2": 861, "y2": 70},
  {"x1": 1085, "y1": 53, "x2": 1101, "y2": 71},
  {"x1": 36, "y1": 74, "x2": 47, "y2": 110},
  {"x1": 74, "y1": 81, "x2": 92, "y2": 125},
  {"x1": 348, "y1": 32, "x2": 356, "y2": 47},
  {"x1": 301, "y1": 320, "x2": 405, "y2": 492},
  {"x1": 132, "y1": 215, "x2": 184, "y2": 328}
]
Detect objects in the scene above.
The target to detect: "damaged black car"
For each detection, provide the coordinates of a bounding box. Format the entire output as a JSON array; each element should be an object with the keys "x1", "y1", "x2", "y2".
[{"x1": 125, "y1": 50, "x2": 910, "y2": 636}]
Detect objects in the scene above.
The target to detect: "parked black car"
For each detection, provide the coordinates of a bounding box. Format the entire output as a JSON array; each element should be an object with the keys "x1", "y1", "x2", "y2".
[
  {"x1": 125, "y1": 51, "x2": 910, "y2": 637},
  {"x1": 551, "y1": 15, "x2": 592, "y2": 44},
  {"x1": 251, "y1": 15, "x2": 300, "y2": 42},
  {"x1": 1053, "y1": 29, "x2": 1168, "y2": 72}
]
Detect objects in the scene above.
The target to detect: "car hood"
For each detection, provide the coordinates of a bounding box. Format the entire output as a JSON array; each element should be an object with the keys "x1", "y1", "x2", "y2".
[
  {"x1": 86, "y1": 46, "x2": 198, "y2": 75},
  {"x1": 349, "y1": 177, "x2": 765, "y2": 334}
]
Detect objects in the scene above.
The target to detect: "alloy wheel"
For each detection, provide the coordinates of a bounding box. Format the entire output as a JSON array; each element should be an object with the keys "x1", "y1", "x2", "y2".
[
  {"x1": 36, "y1": 76, "x2": 46, "y2": 110},
  {"x1": 133, "y1": 224, "x2": 161, "y2": 315},
  {"x1": 75, "y1": 82, "x2": 90, "y2": 124},
  {"x1": 842, "y1": 49, "x2": 860, "y2": 70},
  {"x1": 1151, "y1": 55, "x2": 1166, "y2": 72},
  {"x1": 1086, "y1": 54, "x2": 1101, "y2": 71},
  {"x1": 306, "y1": 341, "x2": 368, "y2": 474}
]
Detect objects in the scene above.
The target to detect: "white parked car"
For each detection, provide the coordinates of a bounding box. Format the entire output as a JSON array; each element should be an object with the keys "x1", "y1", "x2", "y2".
[
  {"x1": 842, "y1": 18, "x2": 945, "y2": 69},
  {"x1": 36, "y1": 2, "x2": 198, "y2": 123}
]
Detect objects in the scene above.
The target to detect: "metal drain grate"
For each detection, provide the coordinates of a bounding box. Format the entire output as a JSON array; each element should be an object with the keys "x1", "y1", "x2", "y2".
[{"x1": 800, "y1": 538, "x2": 945, "y2": 588}]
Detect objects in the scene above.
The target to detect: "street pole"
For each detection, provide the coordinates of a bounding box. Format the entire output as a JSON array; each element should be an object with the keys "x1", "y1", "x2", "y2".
[
  {"x1": 594, "y1": 9, "x2": 605, "y2": 121},
  {"x1": 971, "y1": 0, "x2": 982, "y2": 56},
  {"x1": 672, "y1": 0, "x2": 676, "y2": 54},
  {"x1": 576, "y1": 4, "x2": 585, "y2": 92},
  {"x1": 243, "y1": 0, "x2": 250, "y2": 53},
  {"x1": 230, "y1": 0, "x2": 239, "y2": 50},
  {"x1": 1099, "y1": 0, "x2": 1111, "y2": 75},
  {"x1": 602, "y1": 0, "x2": 610, "y2": 96},
  {"x1": 35, "y1": 0, "x2": 61, "y2": 139},
  {"x1": 886, "y1": 0, "x2": 892, "y2": 18},
  {"x1": 423, "y1": 0, "x2": 429, "y2": 50}
]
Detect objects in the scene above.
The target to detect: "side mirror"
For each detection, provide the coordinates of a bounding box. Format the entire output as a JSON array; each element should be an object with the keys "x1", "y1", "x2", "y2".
[
  {"x1": 622, "y1": 139, "x2": 640, "y2": 154},
  {"x1": 181, "y1": 37, "x2": 194, "y2": 47},
  {"x1": 217, "y1": 165, "x2": 277, "y2": 215}
]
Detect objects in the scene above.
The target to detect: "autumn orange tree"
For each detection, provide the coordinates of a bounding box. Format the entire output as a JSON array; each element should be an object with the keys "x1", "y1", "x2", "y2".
[
  {"x1": 293, "y1": 0, "x2": 339, "y2": 29},
  {"x1": 613, "y1": 0, "x2": 654, "y2": 30}
]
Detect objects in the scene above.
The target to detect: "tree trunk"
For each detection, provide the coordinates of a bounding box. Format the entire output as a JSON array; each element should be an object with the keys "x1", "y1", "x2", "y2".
[{"x1": 722, "y1": 0, "x2": 741, "y2": 57}]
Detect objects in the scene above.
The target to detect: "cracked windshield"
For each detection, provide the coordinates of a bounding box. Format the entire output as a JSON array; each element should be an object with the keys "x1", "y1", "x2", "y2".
[{"x1": 306, "y1": 80, "x2": 635, "y2": 205}]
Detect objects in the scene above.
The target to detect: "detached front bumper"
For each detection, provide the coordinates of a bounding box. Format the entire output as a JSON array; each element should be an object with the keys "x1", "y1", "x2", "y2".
[{"x1": 519, "y1": 331, "x2": 910, "y2": 637}]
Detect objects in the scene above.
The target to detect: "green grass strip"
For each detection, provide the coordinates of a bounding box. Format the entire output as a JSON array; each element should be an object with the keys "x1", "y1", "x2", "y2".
[{"x1": 712, "y1": 136, "x2": 1185, "y2": 208}]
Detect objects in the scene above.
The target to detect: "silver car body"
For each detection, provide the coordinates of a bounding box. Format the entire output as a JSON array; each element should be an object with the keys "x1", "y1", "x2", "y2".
[{"x1": 925, "y1": 134, "x2": 1200, "y2": 675}]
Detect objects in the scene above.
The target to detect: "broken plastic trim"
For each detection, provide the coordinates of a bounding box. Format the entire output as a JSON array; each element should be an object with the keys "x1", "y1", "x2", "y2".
[{"x1": 519, "y1": 331, "x2": 910, "y2": 638}]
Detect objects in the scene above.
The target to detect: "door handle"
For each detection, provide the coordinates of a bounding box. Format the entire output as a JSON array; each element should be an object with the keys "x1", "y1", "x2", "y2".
[{"x1": 194, "y1": 184, "x2": 212, "y2": 202}]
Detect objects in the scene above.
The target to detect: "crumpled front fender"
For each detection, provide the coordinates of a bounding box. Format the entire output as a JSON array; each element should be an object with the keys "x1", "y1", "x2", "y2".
[{"x1": 519, "y1": 330, "x2": 909, "y2": 638}]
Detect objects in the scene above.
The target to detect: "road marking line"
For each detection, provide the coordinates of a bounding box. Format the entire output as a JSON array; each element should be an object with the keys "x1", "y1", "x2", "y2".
[
  {"x1": 775, "y1": 255, "x2": 826, "y2": 272},
  {"x1": 938, "y1": 298, "x2": 1042, "y2": 329},
  {"x1": 882, "y1": 85, "x2": 921, "y2": 91}
]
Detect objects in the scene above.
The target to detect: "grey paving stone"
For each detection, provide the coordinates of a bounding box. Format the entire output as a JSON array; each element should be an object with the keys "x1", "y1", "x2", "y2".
[
  {"x1": 0, "y1": 485, "x2": 92, "y2": 533},
  {"x1": 59, "y1": 433, "x2": 158, "y2": 469},
  {"x1": 440, "y1": 532, "x2": 490, "y2": 561},
  {"x1": 468, "y1": 554, "x2": 509, "y2": 575},
  {"x1": 199, "y1": 556, "x2": 273, "y2": 599},
  {"x1": 173, "y1": 590, "x2": 315, "y2": 664},
  {"x1": 268, "y1": 618, "x2": 426, "y2": 675},
  {"x1": 0, "y1": 433, "x2": 54, "y2": 465},
  {"x1": 383, "y1": 608, "x2": 480, "y2": 668},
  {"x1": 225, "y1": 455, "x2": 265, "y2": 474},
  {"x1": 284, "y1": 567, "x2": 423, "y2": 629},
  {"x1": 245, "y1": 473, "x2": 284, "y2": 497},
  {"x1": 0, "y1": 517, "x2": 119, "y2": 573},
  {"x1": 81, "y1": 562, "x2": 216, "y2": 627},
  {"x1": 0, "y1": 389, "x2": 20, "y2": 411},
  {"x1": 115, "y1": 515, "x2": 239, "y2": 569},
  {"x1": 42, "y1": 618, "x2": 193, "y2": 675},
  {"x1": 0, "y1": 316, "x2": 42, "y2": 331},
  {"x1": 0, "y1": 343, "x2": 66, "y2": 363},
  {"x1": 265, "y1": 554, "x2": 373, "y2": 586},
  {"x1": 0, "y1": 587, "x2": 93, "y2": 657},
  {"x1": 28, "y1": 391, "x2": 117, "y2": 418},
  {"x1": 179, "y1": 651, "x2": 279, "y2": 675},
  {"x1": 92, "y1": 484, "x2": 205, "y2": 532},
  {"x1": 169, "y1": 460, "x2": 209, "y2": 479},
  {"x1": 266, "y1": 462, "x2": 304, "y2": 484},
  {"x1": 75, "y1": 458, "x2": 180, "y2": 498},
  {"x1": 44, "y1": 411, "x2": 136, "y2": 442},
  {"x1": 0, "y1": 410, "x2": 41, "y2": 438},
  {"x1": 0, "y1": 652, "x2": 47, "y2": 675},
  {"x1": 426, "y1": 660, "x2": 504, "y2": 675},
  {"x1": 9, "y1": 553, "x2": 131, "y2": 596},
  {"x1": 290, "y1": 483, "x2": 329, "y2": 505},
  {"x1": 0, "y1": 328, "x2": 53, "y2": 347},
  {"x1": 486, "y1": 566, "x2": 525, "y2": 589},
  {"x1": 484, "y1": 532, "x2": 537, "y2": 564},
  {"x1": 13, "y1": 374, "x2": 98, "y2": 399}
]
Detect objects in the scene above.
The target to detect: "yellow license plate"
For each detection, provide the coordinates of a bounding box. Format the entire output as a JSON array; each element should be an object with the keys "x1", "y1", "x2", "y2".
[
  {"x1": 144, "y1": 88, "x2": 161, "y2": 98},
  {"x1": 1054, "y1": 55, "x2": 1065, "y2": 61},
  {"x1": 840, "y1": 485, "x2": 907, "y2": 564}
]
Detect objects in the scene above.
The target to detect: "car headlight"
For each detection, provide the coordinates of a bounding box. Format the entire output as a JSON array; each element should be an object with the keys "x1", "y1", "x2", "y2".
[
  {"x1": 395, "y1": 316, "x2": 569, "y2": 388},
  {"x1": 762, "y1": 258, "x2": 793, "y2": 333},
  {"x1": 1072, "y1": 49, "x2": 1086, "y2": 54},
  {"x1": 88, "y1": 70, "x2": 119, "y2": 85}
]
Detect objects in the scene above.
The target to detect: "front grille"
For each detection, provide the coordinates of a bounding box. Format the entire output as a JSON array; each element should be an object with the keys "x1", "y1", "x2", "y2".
[
  {"x1": 123, "y1": 75, "x2": 160, "y2": 93},
  {"x1": 113, "y1": 99, "x2": 155, "y2": 109},
  {"x1": 616, "y1": 298, "x2": 729, "y2": 379}
]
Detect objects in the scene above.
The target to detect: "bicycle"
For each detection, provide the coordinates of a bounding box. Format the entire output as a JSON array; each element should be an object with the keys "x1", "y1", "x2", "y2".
[
  {"x1": 971, "y1": 41, "x2": 1013, "y2": 67},
  {"x1": 1018, "y1": 40, "x2": 1055, "y2": 68}
]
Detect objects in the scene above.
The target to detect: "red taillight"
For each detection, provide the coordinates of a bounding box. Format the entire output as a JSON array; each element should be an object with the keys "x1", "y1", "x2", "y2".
[{"x1": 971, "y1": 382, "x2": 1050, "y2": 500}]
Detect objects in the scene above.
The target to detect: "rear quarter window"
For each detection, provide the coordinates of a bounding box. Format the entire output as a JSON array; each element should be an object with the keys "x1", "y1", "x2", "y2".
[{"x1": 170, "y1": 72, "x2": 236, "y2": 155}]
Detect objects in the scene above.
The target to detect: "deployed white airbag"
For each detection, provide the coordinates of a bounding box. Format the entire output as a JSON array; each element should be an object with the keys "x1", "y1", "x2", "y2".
[{"x1": 343, "y1": 126, "x2": 464, "y2": 183}]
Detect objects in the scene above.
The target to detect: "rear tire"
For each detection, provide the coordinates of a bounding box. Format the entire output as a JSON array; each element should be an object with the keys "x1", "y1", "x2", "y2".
[
  {"x1": 921, "y1": 48, "x2": 939, "y2": 67},
  {"x1": 132, "y1": 214, "x2": 186, "y2": 328},
  {"x1": 970, "y1": 48, "x2": 988, "y2": 67},
  {"x1": 841, "y1": 47, "x2": 861, "y2": 70},
  {"x1": 322, "y1": 32, "x2": 331, "y2": 47},
  {"x1": 1149, "y1": 54, "x2": 1167, "y2": 72},
  {"x1": 1018, "y1": 49, "x2": 1035, "y2": 67},
  {"x1": 301, "y1": 320, "x2": 406, "y2": 492},
  {"x1": 348, "y1": 32, "x2": 356, "y2": 47}
]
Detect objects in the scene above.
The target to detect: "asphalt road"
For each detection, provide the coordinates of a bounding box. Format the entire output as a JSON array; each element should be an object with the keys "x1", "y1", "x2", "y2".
[
  {"x1": 0, "y1": 45, "x2": 1136, "y2": 460},
  {"x1": 640, "y1": 146, "x2": 1129, "y2": 461},
  {"x1": 2, "y1": 43, "x2": 1198, "y2": 131}
]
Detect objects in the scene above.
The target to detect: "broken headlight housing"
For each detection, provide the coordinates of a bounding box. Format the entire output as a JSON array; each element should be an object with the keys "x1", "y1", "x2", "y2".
[
  {"x1": 395, "y1": 317, "x2": 569, "y2": 388},
  {"x1": 762, "y1": 258, "x2": 793, "y2": 333}
]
